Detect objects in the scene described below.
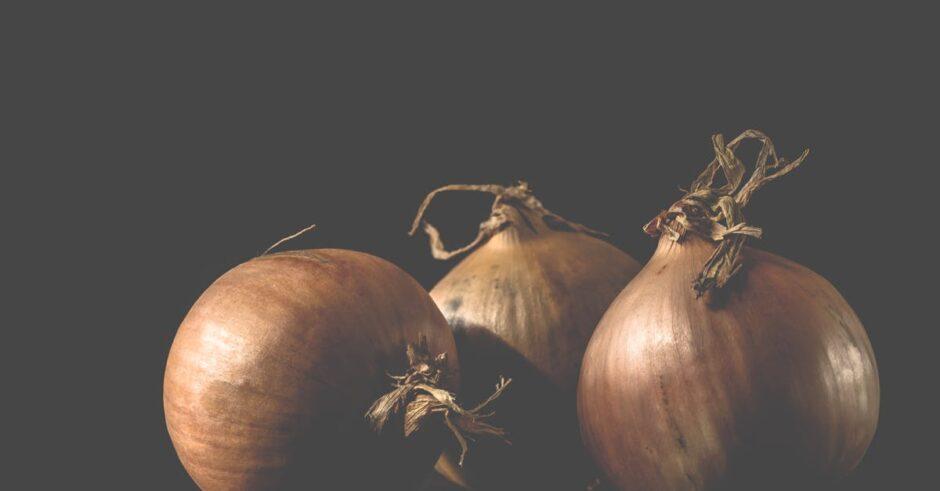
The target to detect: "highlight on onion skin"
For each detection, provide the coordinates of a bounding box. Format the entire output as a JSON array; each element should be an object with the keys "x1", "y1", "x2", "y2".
[
  {"x1": 577, "y1": 131, "x2": 879, "y2": 491},
  {"x1": 164, "y1": 242, "x2": 506, "y2": 490},
  {"x1": 411, "y1": 182, "x2": 643, "y2": 490}
]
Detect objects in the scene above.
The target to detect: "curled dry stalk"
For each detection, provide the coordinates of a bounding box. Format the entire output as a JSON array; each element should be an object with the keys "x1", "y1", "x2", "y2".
[
  {"x1": 644, "y1": 130, "x2": 810, "y2": 297},
  {"x1": 261, "y1": 223, "x2": 318, "y2": 256},
  {"x1": 366, "y1": 336, "x2": 512, "y2": 466},
  {"x1": 409, "y1": 181, "x2": 607, "y2": 260}
]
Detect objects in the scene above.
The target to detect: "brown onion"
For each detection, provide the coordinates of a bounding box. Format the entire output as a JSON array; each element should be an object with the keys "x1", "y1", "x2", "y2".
[
  {"x1": 578, "y1": 131, "x2": 879, "y2": 490},
  {"x1": 410, "y1": 182, "x2": 642, "y2": 490},
  {"x1": 164, "y1": 230, "x2": 508, "y2": 490}
]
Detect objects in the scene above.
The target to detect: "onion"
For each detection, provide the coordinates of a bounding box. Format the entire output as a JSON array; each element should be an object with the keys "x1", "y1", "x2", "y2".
[
  {"x1": 578, "y1": 131, "x2": 879, "y2": 490},
  {"x1": 164, "y1": 228, "x2": 509, "y2": 490},
  {"x1": 410, "y1": 182, "x2": 642, "y2": 490}
]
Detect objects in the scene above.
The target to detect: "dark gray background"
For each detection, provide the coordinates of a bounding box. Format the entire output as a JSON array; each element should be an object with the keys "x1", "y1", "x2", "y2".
[{"x1": 9, "y1": 4, "x2": 933, "y2": 490}]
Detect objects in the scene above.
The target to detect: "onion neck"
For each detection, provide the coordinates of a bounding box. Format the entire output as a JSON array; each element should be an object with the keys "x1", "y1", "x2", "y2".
[
  {"x1": 366, "y1": 336, "x2": 511, "y2": 466},
  {"x1": 493, "y1": 205, "x2": 551, "y2": 243},
  {"x1": 653, "y1": 230, "x2": 715, "y2": 258},
  {"x1": 643, "y1": 130, "x2": 809, "y2": 297}
]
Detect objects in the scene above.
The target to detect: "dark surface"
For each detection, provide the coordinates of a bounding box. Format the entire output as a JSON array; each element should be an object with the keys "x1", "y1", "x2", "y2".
[{"x1": 8, "y1": 4, "x2": 932, "y2": 490}]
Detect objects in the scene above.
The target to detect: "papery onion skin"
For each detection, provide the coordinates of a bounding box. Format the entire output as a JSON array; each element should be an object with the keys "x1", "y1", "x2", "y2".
[
  {"x1": 434, "y1": 222, "x2": 640, "y2": 394},
  {"x1": 414, "y1": 183, "x2": 642, "y2": 490},
  {"x1": 164, "y1": 249, "x2": 457, "y2": 490},
  {"x1": 578, "y1": 237, "x2": 879, "y2": 490}
]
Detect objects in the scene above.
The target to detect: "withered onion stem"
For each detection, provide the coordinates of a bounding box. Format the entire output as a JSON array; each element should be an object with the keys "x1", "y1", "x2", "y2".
[{"x1": 366, "y1": 336, "x2": 511, "y2": 467}]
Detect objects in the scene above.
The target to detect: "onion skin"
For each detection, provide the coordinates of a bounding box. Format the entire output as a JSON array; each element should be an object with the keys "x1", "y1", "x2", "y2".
[
  {"x1": 164, "y1": 249, "x2": 457, "y2": 490},
  {"x1": 417, "y1": 188, "x2": 642, "y2": 490},
  {"x1": 435, "y1": 223, "x2": 640, "y2": 393},
  {"x1": 578, "y1": 235, "x2": 879, "y2": 491}
]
